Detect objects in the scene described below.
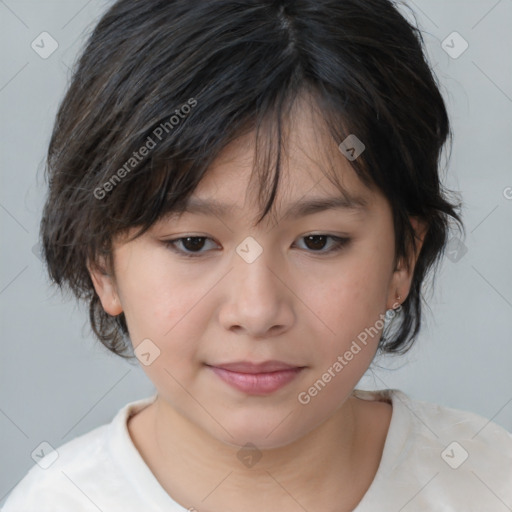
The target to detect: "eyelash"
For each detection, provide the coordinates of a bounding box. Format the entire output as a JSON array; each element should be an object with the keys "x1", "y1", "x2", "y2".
[{"x1": 163, "y1": 235, "x2": 351, "y2": 258}]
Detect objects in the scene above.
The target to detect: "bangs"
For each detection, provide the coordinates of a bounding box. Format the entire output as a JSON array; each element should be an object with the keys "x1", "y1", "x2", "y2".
[{"x1": 95, "y1": 84, "x2": 377, "y2": 246}]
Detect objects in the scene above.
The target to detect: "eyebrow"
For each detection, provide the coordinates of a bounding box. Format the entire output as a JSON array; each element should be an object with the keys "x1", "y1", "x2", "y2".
[{"x1": 171, "y1": 193, "x2": 369, "y2": 221}]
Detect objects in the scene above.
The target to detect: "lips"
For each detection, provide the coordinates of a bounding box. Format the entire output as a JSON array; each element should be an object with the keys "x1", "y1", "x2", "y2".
[
  {"x1": 206, "y1": 360, "x2": 305, "y2": 395},
  {"x1": 209, "y1": 360, "x2": 301, "y2": 373}
]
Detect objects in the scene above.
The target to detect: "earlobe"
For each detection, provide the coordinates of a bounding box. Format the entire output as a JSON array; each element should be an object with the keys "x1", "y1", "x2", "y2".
[
  {"x1": 386, "y1": 216, "x2": 428, "y2": 310},
  {"x1": 87, "y1": 261, "x2": 123, "y2": 316},
  {"x1": 386, "y1": 259, "x2": 408, "y2": 310}
]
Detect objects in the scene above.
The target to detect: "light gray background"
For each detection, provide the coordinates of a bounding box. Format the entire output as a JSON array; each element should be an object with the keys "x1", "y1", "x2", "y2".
[{"x1": 1, "y1": 0, "x2": 511, "y2": 505}]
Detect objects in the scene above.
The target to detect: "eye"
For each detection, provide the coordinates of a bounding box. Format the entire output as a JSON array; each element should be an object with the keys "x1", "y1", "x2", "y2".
[
  {"x1": 294, "y1": 234, "x2": 351, "y2": 254},
  {"x1": 163, "y1": 234, "x2": 351, "y2": 258},
  {"x1": 164, "y1": 236, "x2": 218, "y2": 257}
]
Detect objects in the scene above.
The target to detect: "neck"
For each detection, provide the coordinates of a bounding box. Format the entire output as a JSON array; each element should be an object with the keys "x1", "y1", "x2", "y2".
[{"x1": 142, "y1": 394, "x2": 370, "y2": 511}]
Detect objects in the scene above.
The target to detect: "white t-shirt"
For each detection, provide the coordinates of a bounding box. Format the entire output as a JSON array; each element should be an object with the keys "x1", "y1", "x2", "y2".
[{"x1": 3, "y1": 388, "x2": 512, "y2": 511}]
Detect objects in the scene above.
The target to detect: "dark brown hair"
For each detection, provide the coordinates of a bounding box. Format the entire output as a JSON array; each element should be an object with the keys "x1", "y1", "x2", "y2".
[{"x1": 40, "y1": 0, "x2": 464, "y2": 359}]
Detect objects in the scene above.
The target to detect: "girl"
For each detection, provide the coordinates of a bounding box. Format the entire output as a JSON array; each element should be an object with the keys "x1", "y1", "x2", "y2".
[{"x1": 4, "y1": 0, "x2": 511, "y2": 510}]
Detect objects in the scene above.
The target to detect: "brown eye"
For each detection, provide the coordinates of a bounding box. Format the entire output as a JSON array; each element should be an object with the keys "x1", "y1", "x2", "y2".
[
  {"x1": 164, "y1": 236, "x2": 218, "y2": 257},
  {"x1": 164, "y1": 234, "x2": 351, "y2": 259},
  {"x1": 303, "y1": 235, "x2": 329, "y2": 251},
  {"x1": 296, "y1": 235, "x2": 351, "y2": 254},
  {"x1": 180, "y1": 237, "x2": 207, "y2": 252}
]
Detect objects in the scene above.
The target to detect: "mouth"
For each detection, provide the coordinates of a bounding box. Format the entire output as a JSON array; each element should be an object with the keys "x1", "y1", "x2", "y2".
[{"x1": 205, "y1": 360, "x2": 306, "y2": 395}]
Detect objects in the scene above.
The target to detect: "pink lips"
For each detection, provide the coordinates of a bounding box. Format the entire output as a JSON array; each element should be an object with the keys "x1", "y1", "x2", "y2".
[{"x1": 207, "y1": 361, "x2": 304, "y2": 395}]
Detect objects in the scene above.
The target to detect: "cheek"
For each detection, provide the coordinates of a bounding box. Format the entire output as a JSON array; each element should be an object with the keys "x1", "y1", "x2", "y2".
[
  {"x1": 299, "y1": 252, "x2": 391, "y2": 365},
  {"x1": 348, "y1": 237, "x2": 395, "y2": 310},
  {"x1": 312, "y1": 258, "x2": 389, "y2": 328},
  {"x1": 117, "y1": 255, "x2": 207, "y2": 355}
]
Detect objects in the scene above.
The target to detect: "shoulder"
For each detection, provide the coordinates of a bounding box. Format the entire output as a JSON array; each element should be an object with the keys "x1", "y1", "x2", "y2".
[
  {"x1": 357, "y1": 387, "x2": 512, "y2": 449},
  {"x1": 392, "y1": 388, "x2": 512, "y2": 451},
  {"x1": 397, "y1": 390, "x2": 512, "y2": 503},
  {"x1": 2, "y1": 395, "x2": 157, "y2": 512},
  {"x1": 354, "y1": 388, "x2": 512, "y2": 508},
  {"x1": 2, "y1": 422, "x2": 111, "y2": 511}
]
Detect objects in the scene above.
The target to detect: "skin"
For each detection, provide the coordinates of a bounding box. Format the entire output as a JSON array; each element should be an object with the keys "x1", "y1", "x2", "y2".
[{"x1": 89, "y1": 96, "x2": 426, "y2": 511}]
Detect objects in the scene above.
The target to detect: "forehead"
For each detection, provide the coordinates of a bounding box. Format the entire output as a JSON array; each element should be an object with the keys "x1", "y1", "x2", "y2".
[
  {"x1": 159, "y1": 162, "x2": 378, "y2": 233},
  {"x1": 153, "y1": 92, "x2": 390, "y2": 232},
  {"x1": 178, "y1": 101, "x2": 374, "y2": 213},
  {"x1": 170, "y1": 190, "x2": 370, "y2": 223}
]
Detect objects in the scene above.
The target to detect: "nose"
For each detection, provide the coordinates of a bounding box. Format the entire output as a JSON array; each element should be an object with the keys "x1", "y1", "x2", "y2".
[{"x1": 217, "y1": 239, "x2": 295, "y2": 339}]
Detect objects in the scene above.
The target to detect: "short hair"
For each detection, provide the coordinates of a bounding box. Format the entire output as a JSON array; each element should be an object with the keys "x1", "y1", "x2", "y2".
[{"x1": 40, "y1": 0, "x2": 464, "y2": 359}]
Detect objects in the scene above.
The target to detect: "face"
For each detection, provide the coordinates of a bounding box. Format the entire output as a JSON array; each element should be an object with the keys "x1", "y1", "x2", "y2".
[{"x1": 90, "y1": 99, "x2": 424, "y2": 450}]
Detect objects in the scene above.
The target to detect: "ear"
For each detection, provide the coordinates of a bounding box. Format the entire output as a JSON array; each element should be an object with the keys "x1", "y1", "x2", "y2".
[
  {"x1": 386, "y1": 216, "x2": 428, "y2": 309},
  {"x1": 87, "y1": 257, "x2": 123, "y2": 316}
]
